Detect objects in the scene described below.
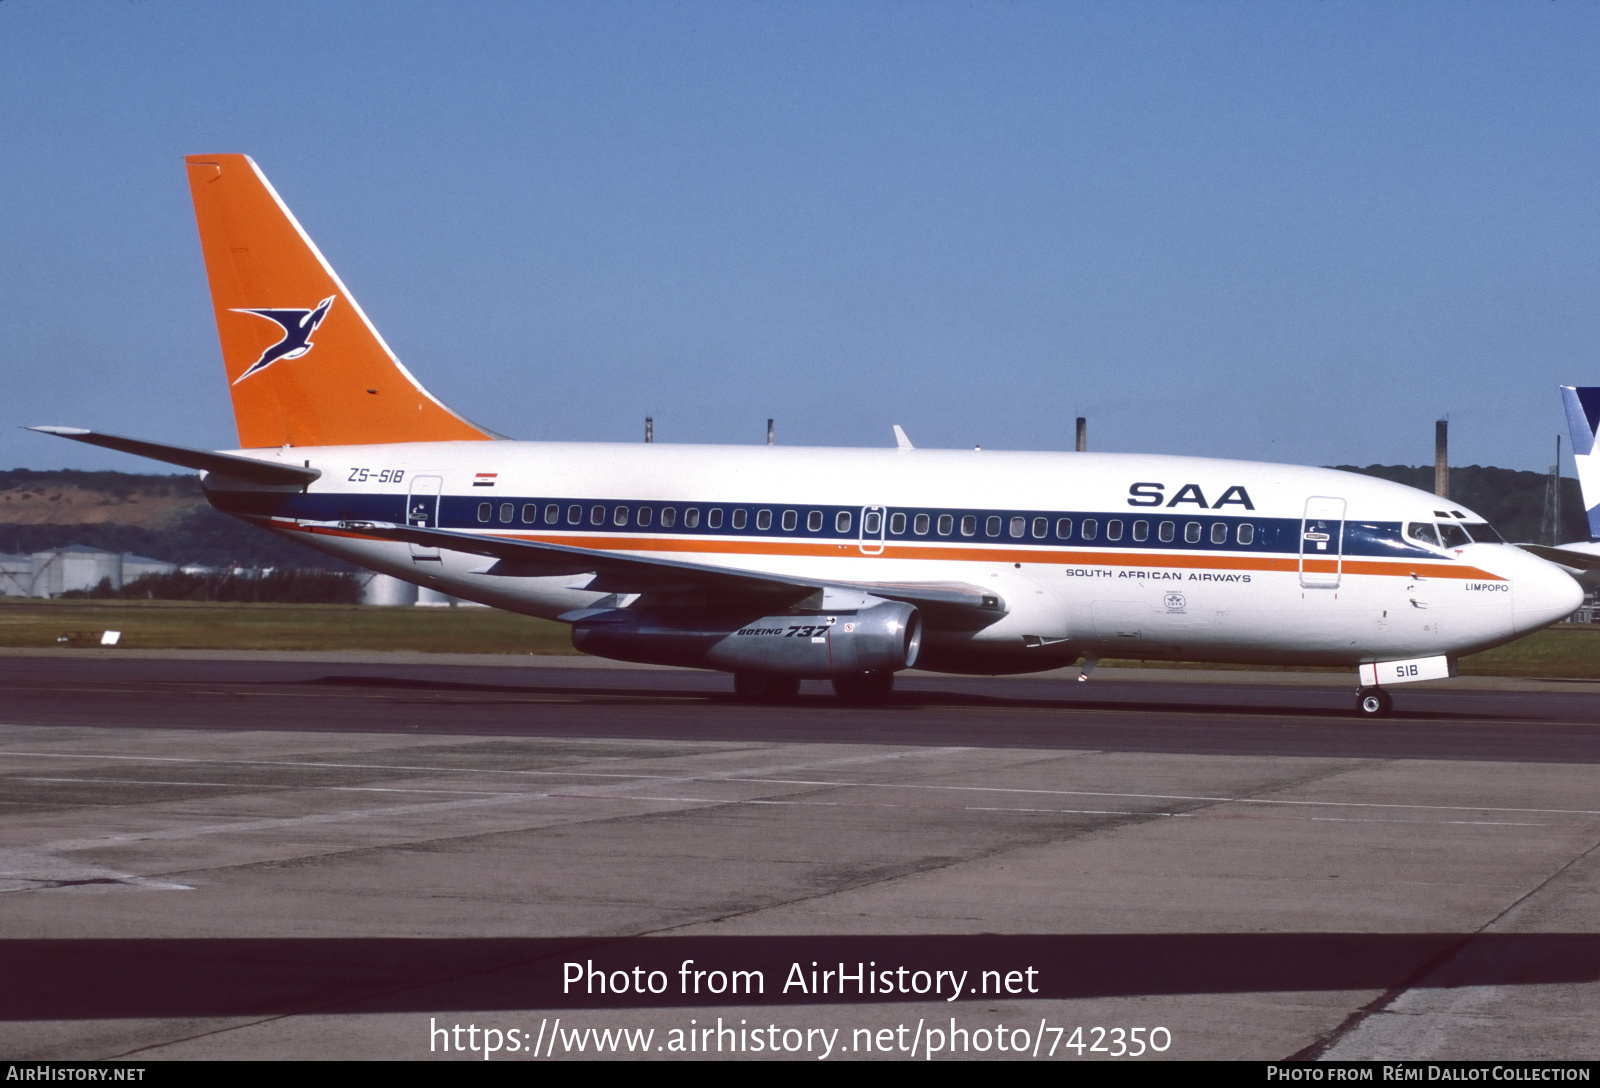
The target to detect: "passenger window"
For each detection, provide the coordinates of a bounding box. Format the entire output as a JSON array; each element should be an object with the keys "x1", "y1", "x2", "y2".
[
  {"x1": 1184, "y1": 522, "x2": 1201, "y2": 543},
  {"x1": 1438, "y1": 523, "x2": 1470, "y2": 549},
  {"x1": 521, "y1": 504, "x2": 537, "y2": 524},
  {"x1": 1158, "y1": 521, "x2": 1174, "y2": 542},
  {"x1": 864, "y1": 510, "x2": 882, "y2": 534},
  {"x1": 1055, "y1": 518, "x2": 1072, "y2": 539},
  {"x1": 731, "y1": 509, "x2": 747, "y2": 530},
  {"x1": 756, "y1": 509, "x2": 772, "y2": 530},
  {"x1": 914, "y1": 513, "x2": 930, "y2": 535},
  {"x1": 1106, "y1": 519, "x2": 1124, "y2": 541},
  {"x1": 1032, "y1": 517, "x2": 1048, "y2": 539},
  {"x1": 1132, "y1": 520, "x2": 1149, "y2": 542},
  {"x1": 707, "y1": 509, "x2": 723, "y2": 529},
  {"x1": 1211, "y1": 522, "x2": 1227, "y2": 544},
  {"x1": 660, "y1": 507, "x2": 677, "y2": 527},
  {"x1": 684, "y1": 508, "x2": 700, "y2": 528},
  {"x1": 567, "y1": 504, "x2": 582, "y2": 525},
  {"x1": 1407, "y1": 522, "x2": 1441, "y2": 547},
  {"x1": 938, "y1": 514, "x2": 954, "y2": 535},
  {"x1": 985, "y1": 516, "x2": 1001, "y2": 537},
  {"x1": 613, "y1": 506, "x2": 629, "y2": 526},
  {"x1": 637, "y1": 506, "x2": 652, "y2": 527},
  {"x1": 498, "y1": 503, "x2": 514, "y2": 524},
  {"x1": 1236, "y1": 523, "x2": 1254, "y2": 546},
  {"x1": 782, "y1": 510, "x2": 797, "y2": 531},
  {"x1": 960, "y1": 515, "x2": 977, "y2": 536},
  {"x1": 1081, "y1": 519, "x2": 1098, "y2": 541},
  {"x1": 477, "y1": 502, "x2": 492, "y2": 523},
  {"x1": 1009, "y1": 516, "x2": 1026, "y2": 538},
  {"x1": 890, "y1": 512, "x2": 907, "y2": 535},
  {"x1": 590, "y1": 504, "x2": 605, "y2": 526},
  {"x1": 836, "y1": 511, "x2": 852, "y2": 533},
  {"x1": 807, "y1": 510, "x2": 822, "y2": 531},
  {"x1": 544, "y1": 504, "x2": 560, "y2": 525}
]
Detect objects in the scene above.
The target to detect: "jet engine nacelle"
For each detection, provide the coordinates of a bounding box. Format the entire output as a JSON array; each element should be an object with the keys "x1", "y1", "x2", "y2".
[{"x1": 571, "y1": 600, "x2": 922, "y2": 677}]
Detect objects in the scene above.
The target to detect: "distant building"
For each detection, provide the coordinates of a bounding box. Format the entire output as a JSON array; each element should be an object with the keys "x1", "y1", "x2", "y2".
[
  {"x1": 355, "y1": 576, "x2": 487, "y2": 607},
  {"x1": 0, "y1": 554, "x2": 31, "y2": 597},
  {"x1": 122, "y1": 554, "x2": 178, "y2": 583},
  {"x1": 0, "y1": 545, "x2": 178, "y2": 598},
  {"x1": 359, "y1": 573, "x2": 418, "y2": 606}
]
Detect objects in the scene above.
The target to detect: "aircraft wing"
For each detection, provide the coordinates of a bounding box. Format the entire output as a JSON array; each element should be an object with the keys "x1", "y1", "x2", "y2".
[{"x1": 315, "y1": 520, "x2": 1006, "y2": 628}]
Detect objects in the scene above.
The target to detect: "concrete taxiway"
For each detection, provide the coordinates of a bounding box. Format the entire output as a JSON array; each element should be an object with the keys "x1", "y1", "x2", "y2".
[{"x1": 0, "y1": 650, "x2": 1597, "y2": 1060}]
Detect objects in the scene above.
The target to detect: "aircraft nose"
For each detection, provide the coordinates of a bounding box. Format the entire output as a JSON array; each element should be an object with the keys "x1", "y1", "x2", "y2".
[{"x1": 1513, "y1": 553, "x2": 1585, "y2": 634}]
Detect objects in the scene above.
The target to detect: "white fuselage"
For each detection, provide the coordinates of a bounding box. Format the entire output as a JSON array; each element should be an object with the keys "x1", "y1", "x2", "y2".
[{"x1": 205, "y1": 441, "x2": 1583, "y2": 673}]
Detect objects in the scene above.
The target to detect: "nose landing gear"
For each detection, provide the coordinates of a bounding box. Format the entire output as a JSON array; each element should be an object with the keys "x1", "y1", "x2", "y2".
[{"x1": 1356, "y1": 687, "x2": 1392, "y2": 718}]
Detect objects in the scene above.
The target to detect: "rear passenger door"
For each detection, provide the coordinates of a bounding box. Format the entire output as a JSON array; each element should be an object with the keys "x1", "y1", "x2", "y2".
[{"x1": 407, "y1": 475, "x2": 444, "y2": 562}]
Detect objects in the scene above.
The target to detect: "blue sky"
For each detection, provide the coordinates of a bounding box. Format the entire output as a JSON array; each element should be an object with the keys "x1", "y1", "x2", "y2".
[{"x1": 2, "y1": 2, "x2": 1597, "y2": 473}]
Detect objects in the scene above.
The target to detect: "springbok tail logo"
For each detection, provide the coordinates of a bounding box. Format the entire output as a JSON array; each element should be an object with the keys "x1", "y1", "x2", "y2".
[{"x1": 230, "y1": 296, "x2": 336, "y2": 384}]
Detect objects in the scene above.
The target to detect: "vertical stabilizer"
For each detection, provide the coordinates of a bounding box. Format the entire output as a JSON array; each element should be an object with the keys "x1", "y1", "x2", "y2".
[
  {"x1": 1560, "y1": 385, "x2": 1600, "y2": 541},
  {"x1": 186, "y1": 155, "x2": 494, "y2": 448}
]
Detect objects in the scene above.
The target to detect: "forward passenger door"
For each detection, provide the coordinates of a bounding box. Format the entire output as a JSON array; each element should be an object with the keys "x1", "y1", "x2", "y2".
[{"x1": 1299, "y1": 496, "x2": 1346, "y2": 588}]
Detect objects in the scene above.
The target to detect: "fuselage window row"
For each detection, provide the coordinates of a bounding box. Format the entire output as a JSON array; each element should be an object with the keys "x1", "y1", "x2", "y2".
[
  {"x1": 473, "y1": 500, "x2": 1270, "y2": 547},
  {"x1": 453, "y1": 500, "x2": 1410, "y2": 558}
]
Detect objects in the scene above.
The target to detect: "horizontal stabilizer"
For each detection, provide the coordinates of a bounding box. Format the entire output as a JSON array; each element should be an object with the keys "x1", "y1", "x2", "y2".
[
  {"x1": 313, "y1": 520, "x2": 1005, "y2": 626},
  {"x1": 29, "y1": 427, "x2": 321, "y2": 487}
]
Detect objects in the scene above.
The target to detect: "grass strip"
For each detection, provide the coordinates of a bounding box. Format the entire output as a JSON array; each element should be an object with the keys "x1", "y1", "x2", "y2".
[{"x1": 2, "y1": 599, "x2": 1596, "y2": 678}]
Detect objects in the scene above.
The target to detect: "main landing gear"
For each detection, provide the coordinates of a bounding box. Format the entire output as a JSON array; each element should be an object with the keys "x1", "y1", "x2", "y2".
[{"x1": 1355, "y1": 687, "x2": 1393, "y2": 718}]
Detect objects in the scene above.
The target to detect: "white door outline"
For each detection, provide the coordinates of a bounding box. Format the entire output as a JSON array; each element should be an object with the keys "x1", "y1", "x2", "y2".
[
  {"x1": 1300, "y1": 495, "x2": 1346, "y2": 589},
  {"x1": 407, "y1": 475, "x2": 444, "y2": 561}
]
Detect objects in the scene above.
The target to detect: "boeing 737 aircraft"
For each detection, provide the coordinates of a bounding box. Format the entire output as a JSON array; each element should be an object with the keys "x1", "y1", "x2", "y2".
[{"x1": 32, "y1": 155, "x2": 1584, "y2": 716}]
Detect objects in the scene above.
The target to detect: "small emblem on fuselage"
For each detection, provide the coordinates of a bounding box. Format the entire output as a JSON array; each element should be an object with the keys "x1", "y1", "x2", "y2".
[
  {"x1": 230, "y1": 296, "x2": 336, "y2": 384},
  {"x1": 1164, "y1": 592, "x2": 1187, "y2": 613}
]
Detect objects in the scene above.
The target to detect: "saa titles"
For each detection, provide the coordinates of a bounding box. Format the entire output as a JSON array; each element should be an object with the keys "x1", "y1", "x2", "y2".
[{"x1": 1127, "y1": 482, "x2": 1254, "y2": 509}]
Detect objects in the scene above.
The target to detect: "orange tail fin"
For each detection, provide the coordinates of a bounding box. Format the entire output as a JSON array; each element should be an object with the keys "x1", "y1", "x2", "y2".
[{"x1": 185, "y1": 154, "x2": 494, "y2": 448}]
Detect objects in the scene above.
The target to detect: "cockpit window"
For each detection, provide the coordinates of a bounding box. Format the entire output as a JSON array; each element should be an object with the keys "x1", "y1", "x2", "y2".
[
  {"x1": 1406, "y1": 522, "x2": 1441, "y2": 547},
  {"x1": 1438, "y1": 522, "x2": 1471, "y2": 549},
  {"x1": 1462, "y1": 521, "x2": 1503, "y2": 544}
]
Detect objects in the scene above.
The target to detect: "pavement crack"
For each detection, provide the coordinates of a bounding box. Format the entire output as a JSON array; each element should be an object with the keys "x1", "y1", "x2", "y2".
[{"x1": 1288, "y1": 830, "x2": 1600, "y2": 1060}]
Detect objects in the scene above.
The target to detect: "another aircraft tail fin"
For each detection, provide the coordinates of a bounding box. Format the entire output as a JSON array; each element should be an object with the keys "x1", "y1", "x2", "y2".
[
  {"x1": 185, "y1": 154, "x2": 494, "y2": 448},
  {"x1": 1560, "y1": 385, "x2": 1600, "y2": 541}
]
